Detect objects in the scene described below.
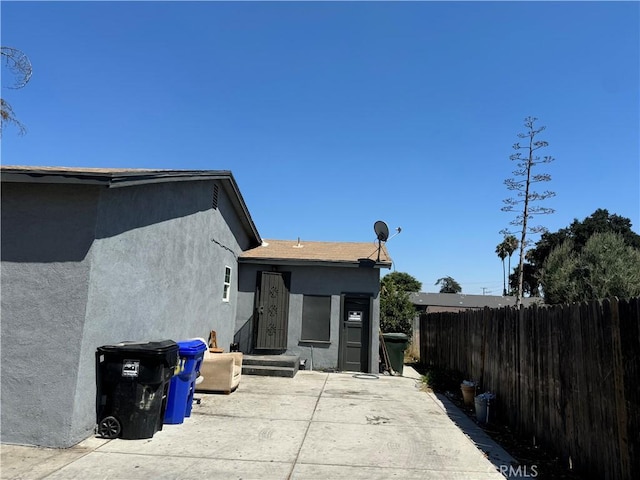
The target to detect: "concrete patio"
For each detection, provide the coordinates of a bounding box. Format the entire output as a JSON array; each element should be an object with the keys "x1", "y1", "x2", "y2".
[{"x1": 1, "y1": 367, "x2": 515, "y2": 479}]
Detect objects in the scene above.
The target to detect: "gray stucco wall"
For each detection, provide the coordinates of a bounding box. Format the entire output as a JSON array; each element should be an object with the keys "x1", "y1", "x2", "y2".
[
  {"x1": 237, "y1": 264, "x2": 382, "y2": 372},
  {"x1": 1, "y1": 179, "x2": 250, "y2": 447},
  {"x1": 74, "y1": 180, "x2": 245, "y2": 445},
  {"x1": 1, "y1": 183, "x2": 100, "y2": 447}
]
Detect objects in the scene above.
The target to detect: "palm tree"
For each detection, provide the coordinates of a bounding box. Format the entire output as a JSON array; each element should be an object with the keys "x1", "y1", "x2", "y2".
[
  {"x1": 504, "y1": 235, "x2": 519, "y2": 294},
  {"x1": 496, "y1": 241, "x2": 508, "y2": 296}
]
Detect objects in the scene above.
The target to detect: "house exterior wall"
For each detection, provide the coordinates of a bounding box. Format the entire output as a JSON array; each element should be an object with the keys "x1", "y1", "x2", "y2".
[
  {"x1": 1, "y1": 183, "x2": 100, "y2": 447},
  {"x1": 1, "y1": 179, "x2": 250, "y2": 447},
  {"x1": 75, "y1": 180, "x2": 245, "y2": 445},
  {"x1": 236, "y1": 264, "x2": 382, "y2": 372}
]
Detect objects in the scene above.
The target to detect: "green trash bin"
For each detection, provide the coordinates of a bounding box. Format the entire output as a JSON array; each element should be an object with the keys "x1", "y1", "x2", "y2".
[{"x1": 381, "y1": 333, "x2": 409, "y2": 375}]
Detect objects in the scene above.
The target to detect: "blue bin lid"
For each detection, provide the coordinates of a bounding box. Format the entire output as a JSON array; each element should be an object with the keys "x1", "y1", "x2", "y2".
[{"x1": 177, "y1": 339, "x2": 207, "y2": 355}]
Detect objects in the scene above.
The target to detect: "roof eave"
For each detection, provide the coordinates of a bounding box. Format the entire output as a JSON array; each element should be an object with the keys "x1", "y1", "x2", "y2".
[
  {"x1": 1, "y1": 167, "x2": 263, "y2": 248},
  {"x1": 220, "y1": 173, "x2": 262, "y2": 248},
  {"x1": 239, "y1": 258, "x2": 392, "y2": 269},
  {"x1": 0, "y1": 168, "x2": 235, "y2": 188}
]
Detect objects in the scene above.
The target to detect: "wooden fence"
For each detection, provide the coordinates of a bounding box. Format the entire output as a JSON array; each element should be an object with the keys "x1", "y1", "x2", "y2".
[{"x1": 419, "y1": 297, "x2": 639, "y2": 480}]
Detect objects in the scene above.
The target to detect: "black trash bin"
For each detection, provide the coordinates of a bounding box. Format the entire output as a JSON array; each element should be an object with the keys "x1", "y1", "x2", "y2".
[
  {"x1": 382, "y1": 333, "x2": 409, "y2": 375},
  {"x1": 96, "y1": 340, "x2": 179, "y2": 440}
]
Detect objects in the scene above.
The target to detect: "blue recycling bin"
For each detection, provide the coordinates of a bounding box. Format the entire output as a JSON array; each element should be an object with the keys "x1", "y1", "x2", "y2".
[{"x1": 164, "y1": 339, "x2": 207, "y2": 424}]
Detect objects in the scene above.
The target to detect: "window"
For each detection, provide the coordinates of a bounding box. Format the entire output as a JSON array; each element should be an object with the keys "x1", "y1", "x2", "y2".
[
  {"x1": 222, "y1": 266, "x2": 231, "y2": 302},
  {"x1": 301, "y1": 295, "x2": 331, "y2": 342}
]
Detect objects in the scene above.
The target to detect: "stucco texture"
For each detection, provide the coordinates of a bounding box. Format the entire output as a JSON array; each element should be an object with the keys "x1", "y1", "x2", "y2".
[
  {"x1": 1, "y1": 183, "x2": 99, "y2": 447},
  {"x1": 1, "y1": 179, "x2": 248, "y2": 447}
]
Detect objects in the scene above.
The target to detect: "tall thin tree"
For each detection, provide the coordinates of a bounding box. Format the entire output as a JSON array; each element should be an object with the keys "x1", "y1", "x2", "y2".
[{"x1": 501, "y1": 117, "x2": 555, "y2": 307}]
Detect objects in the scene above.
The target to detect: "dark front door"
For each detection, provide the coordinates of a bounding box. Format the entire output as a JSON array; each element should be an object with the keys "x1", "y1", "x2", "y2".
[
  {"x1": 254, "y1": 271, "x2": 290, "y2": 350},
  {"x1": 339, "y1": 296, "x2": 371, "y2": 372}
]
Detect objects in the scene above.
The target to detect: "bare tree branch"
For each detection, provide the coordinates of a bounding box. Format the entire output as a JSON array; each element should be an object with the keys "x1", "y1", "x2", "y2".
[
  {"x1": 1, "y1": 46, "x2": 33, "y2": 89},
  {"x1": 1, "y1": 46, "x2": 32, "y2": 136},
  {"x1": 0, "y1": 98, "x2": 26, "y2": 135}
]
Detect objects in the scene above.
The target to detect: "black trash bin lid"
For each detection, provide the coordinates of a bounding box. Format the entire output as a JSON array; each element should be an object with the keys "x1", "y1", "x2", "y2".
[
  {"x1": 97, "y1": 340, "x2": 179, "y2": 356},
  {"x1": 382, "y1": 333, "x2": 409, "y2": 341}
]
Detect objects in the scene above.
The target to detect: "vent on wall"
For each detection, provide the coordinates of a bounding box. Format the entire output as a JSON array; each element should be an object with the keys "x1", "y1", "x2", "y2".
[{"x1": 212, "y1": 184, "x2": 219, "y2": 210}]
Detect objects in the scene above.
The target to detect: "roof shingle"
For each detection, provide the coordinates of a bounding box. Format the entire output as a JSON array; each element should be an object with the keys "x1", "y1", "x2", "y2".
[{"x1": 240, "y1": 239, "x2": 392, "y2": 266}]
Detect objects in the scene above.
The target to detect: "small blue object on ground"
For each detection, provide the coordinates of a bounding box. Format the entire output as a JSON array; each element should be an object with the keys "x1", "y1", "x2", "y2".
[{"x1": 164, "y1": 339, "x2": 207, "y2": 425}]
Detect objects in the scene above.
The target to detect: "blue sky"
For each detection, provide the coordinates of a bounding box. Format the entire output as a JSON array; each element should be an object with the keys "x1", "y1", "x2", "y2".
[{"x1": 3, "y1": 1, "x2": 639, "y2": 295}]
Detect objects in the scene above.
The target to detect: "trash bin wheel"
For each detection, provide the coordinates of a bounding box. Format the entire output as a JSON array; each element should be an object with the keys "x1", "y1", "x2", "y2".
[{"x1": 98, "y1": 416, "x2": 121, "y2": 439}]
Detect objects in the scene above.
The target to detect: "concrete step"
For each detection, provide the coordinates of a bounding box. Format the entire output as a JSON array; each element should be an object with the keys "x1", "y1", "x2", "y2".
[
  {"x1": 243, "y1": 355, "x2": 300, "y2": 369},
  {"x1": 241, "y1": 354, "x2": 300, "y2": 378},
  {"x1": 242, "y1": 364, "x2": 297, "y2": 378}
]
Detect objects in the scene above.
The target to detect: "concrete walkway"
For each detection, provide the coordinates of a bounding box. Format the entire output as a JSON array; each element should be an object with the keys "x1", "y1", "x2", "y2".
[{"x1": 1, "y1": 367, "x2": 514, "y2": 479}]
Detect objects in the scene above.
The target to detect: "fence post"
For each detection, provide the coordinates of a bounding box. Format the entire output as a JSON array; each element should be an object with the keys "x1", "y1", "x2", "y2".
[
  {"x1": 479, "y1": 306, "x2": 489, "y2": 391},
  {"x1": 419, "y1": 313, "x2": 426, "y2": 368},
  {"x1": 609, "y1": 297, "x2": 631, "y2": 479}
]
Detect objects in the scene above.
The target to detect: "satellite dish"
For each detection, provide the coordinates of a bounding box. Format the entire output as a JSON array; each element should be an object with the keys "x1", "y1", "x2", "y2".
[
  {"x1": 373, "y1": 220, "x2": 390, "y2": 263},
  {"x1": 374, "y1": 221, "x2": 389, "y2": 242}
]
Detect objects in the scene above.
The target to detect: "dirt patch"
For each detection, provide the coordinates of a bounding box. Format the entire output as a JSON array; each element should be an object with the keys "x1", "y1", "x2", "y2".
[{"x1": 410, "y1": 363, "x2": 584, "y2": 480}]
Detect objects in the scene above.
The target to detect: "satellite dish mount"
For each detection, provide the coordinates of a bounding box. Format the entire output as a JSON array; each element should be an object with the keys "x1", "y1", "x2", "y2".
[{"x1": 373, "y1": 221, "x2": 390, "y2": 263}]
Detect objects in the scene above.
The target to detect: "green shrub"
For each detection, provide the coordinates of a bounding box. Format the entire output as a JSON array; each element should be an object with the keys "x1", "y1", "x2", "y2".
[{"x1": 422, "y1": 366, "x2": 464, "y2": 392}]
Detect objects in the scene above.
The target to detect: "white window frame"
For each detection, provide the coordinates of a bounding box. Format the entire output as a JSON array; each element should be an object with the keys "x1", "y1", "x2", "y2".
[{"x1": 222, "y1": 266, "x2": 232, "y2": 302}]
